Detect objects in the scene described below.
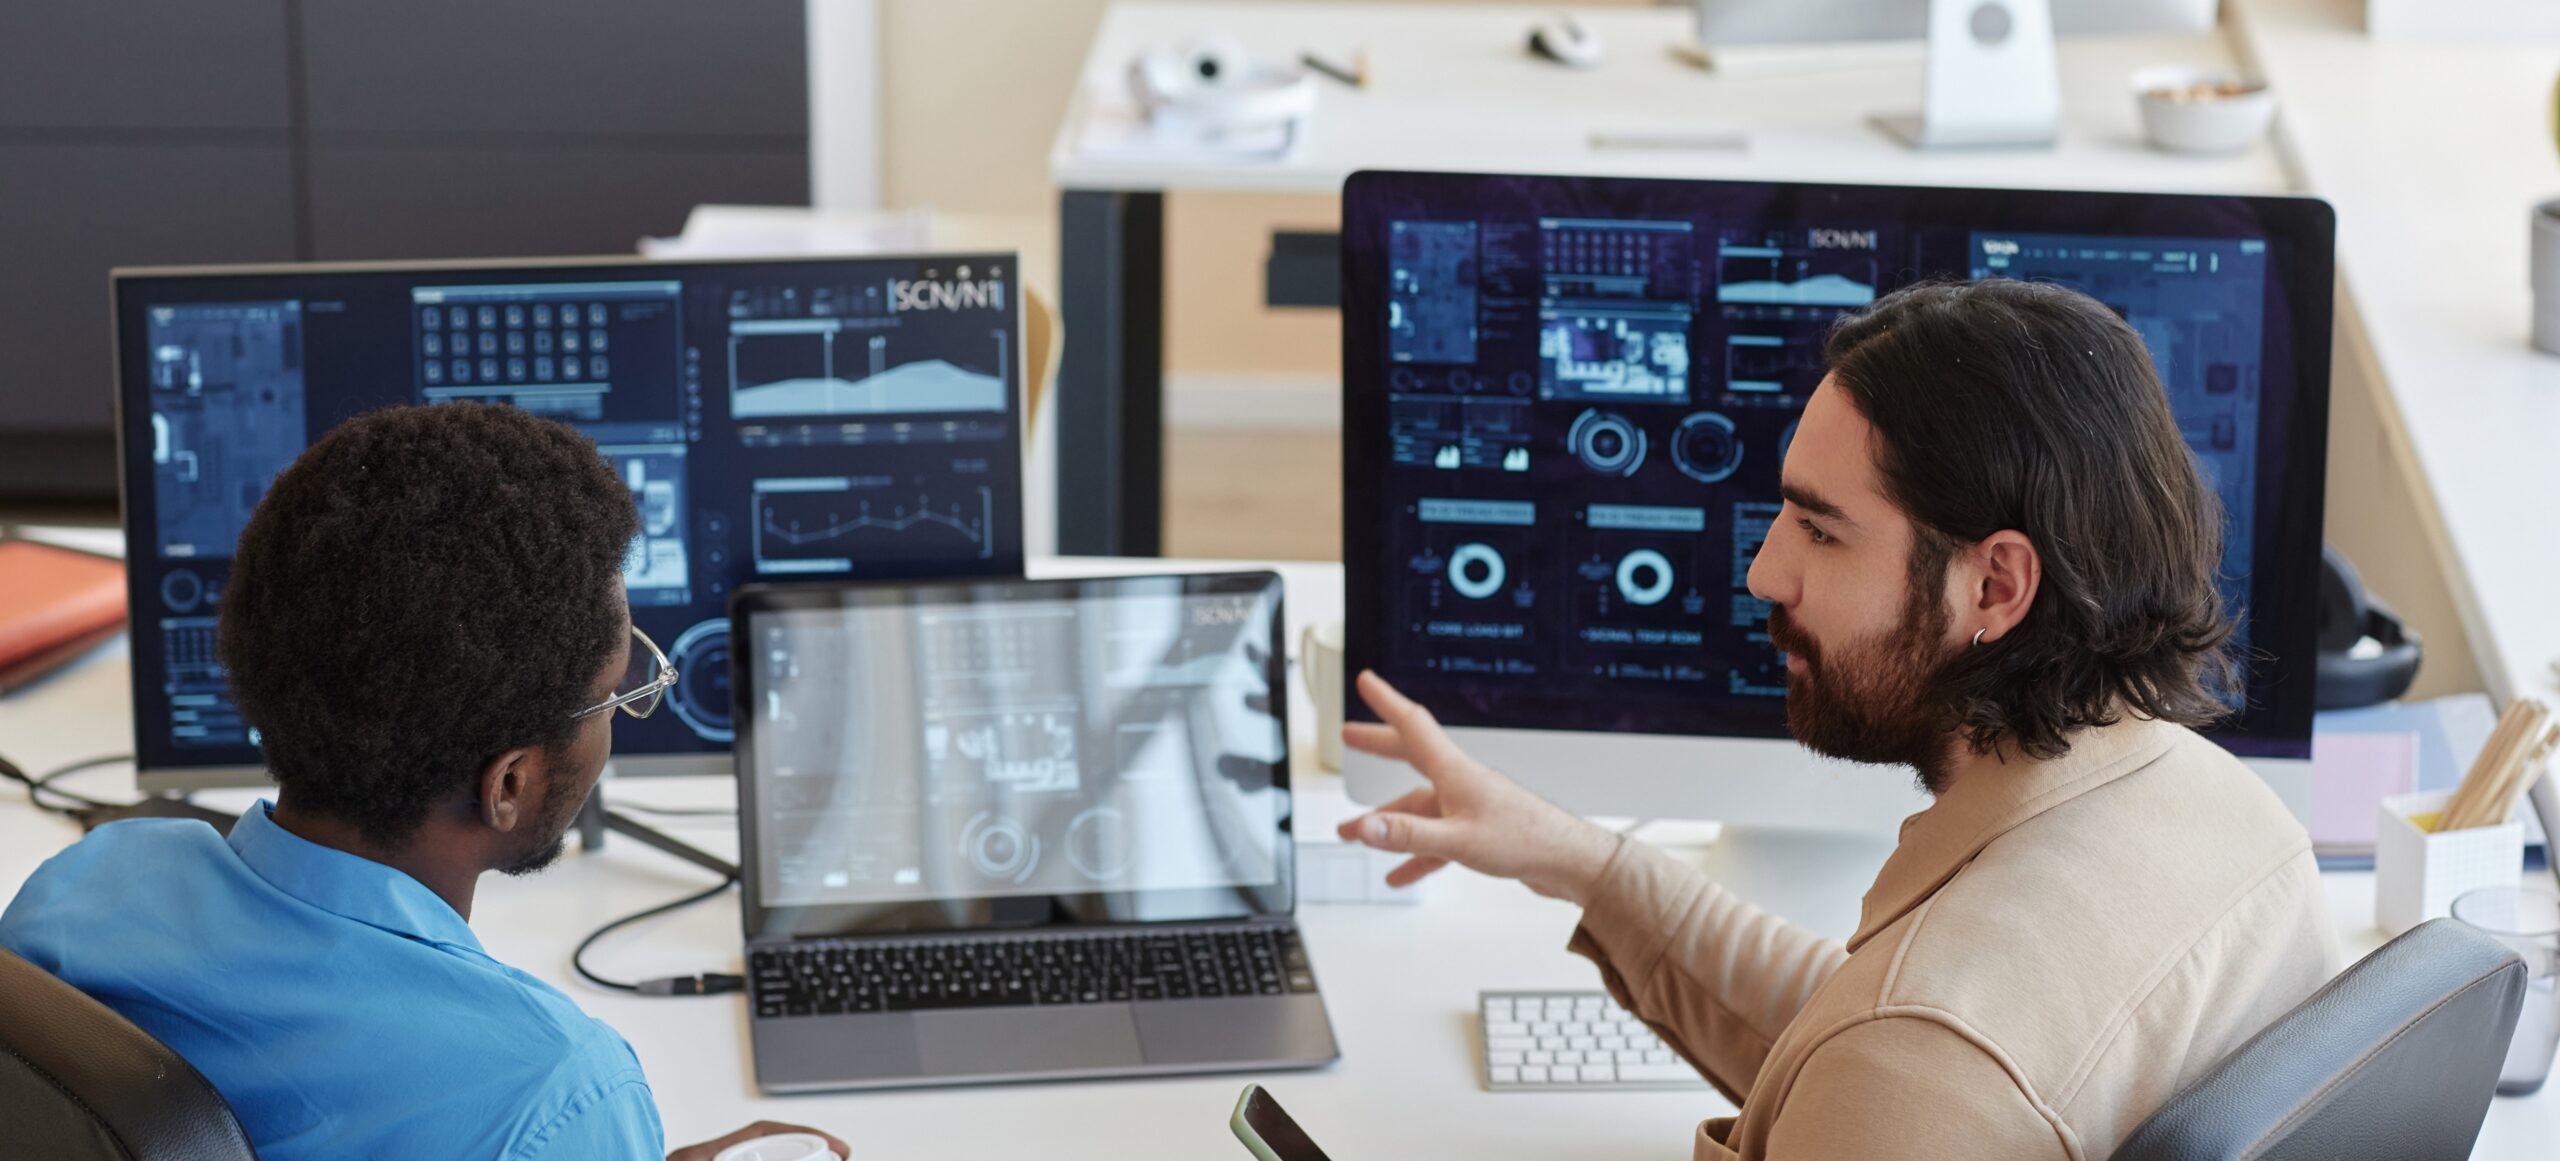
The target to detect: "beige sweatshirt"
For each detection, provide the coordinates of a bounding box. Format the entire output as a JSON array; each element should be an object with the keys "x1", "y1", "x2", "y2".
[{"x1": 1568, "y1": 715, "x2": 2340, "y2": 1160}]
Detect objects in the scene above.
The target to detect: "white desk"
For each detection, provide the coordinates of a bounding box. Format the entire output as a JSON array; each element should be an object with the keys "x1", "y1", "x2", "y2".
[
  {"x1": 2, "y1": 558, "x2": 2554, "y2": 1157},
  {"x1": 2227, "y1": 0, "x2": 2560, "y2": 710},
  {"x1": 1042, "y1": 2, "x2": 2292, "y2": 556}
]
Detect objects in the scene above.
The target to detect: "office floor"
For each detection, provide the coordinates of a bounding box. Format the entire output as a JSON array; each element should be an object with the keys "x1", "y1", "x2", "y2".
[{"x1": 1163, "y1": 427, "x2": 1339, "y2": 561}]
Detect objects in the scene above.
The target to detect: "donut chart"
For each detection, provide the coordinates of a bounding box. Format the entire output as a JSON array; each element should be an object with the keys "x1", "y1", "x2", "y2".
[
  {"x1": 962, "y1": 812, "x2": 1040, "y2": 883},
  {"x1": 667, "y1": 617, "x2": 735, "y2": 743},
  {"x1": 1671, "y1": 412, "x2": 1742, "y2": 484},
  {"x1": 1448, "y1": 542, "x2": 1507, "y2": 600},
  {"x1": 1568, "y1": 409, "x2": 1646, "y2": 477},
  {"x1": 1616, "y1": 548, "x2": 1675, "y2": 607}
]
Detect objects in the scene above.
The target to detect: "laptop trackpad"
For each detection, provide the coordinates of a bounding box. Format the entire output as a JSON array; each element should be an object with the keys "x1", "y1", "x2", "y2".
[{"x1": 916, "y1": 1006, "x2": 1144, "y2": 1076}]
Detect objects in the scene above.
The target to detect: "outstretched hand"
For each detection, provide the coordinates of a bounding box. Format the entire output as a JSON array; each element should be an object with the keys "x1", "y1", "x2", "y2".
[{"x1": 1336, "y1": 671, "x2": 1620, "y2": 905}]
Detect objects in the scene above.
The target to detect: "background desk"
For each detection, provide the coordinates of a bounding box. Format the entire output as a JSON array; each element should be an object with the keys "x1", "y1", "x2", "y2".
[
  {"x1": 1044, "y1": 2, "x2": 2291, "y2": 556},
  {"x1": 3, "y1": 558, "x2": 2555, "y2": 1158}
]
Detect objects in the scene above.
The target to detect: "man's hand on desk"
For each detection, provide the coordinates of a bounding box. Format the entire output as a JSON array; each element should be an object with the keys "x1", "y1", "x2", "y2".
[
  {"x1": 1337, "y1": 671, "x2": 1621, "y2": 907},
  {"x1": 668, "y1": 1121, "x2": 851, "y2": 1161}
]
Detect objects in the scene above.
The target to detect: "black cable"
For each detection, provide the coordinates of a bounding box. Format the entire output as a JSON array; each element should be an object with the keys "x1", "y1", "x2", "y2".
[
  {"x1": 571, "y1": 873, "x2": 745, "y2": 996},
  {"x1": 0, "y1": 752, "x2": 135, "y2": 817}
]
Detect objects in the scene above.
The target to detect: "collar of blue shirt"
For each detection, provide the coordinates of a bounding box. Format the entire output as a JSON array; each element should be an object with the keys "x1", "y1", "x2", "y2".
[{"x1": 228, "y1": 801, "x2": 486, "y2": 954}]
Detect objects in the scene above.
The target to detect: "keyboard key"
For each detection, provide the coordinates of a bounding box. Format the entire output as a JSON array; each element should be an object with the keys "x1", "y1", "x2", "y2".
[
  {"x1": 1526, "y1": 1050, "x2": 1554, "y2": 1065},
  {"x1": 1617, "y1": 1063, "x2": 1703, "y2": 1083},
  {"x1": 1489, "y1": 1066, "x2": 1519, "y2": 1084},
  {"x1": 1489, "y1": 1050, "x2": 1524, "y2": 1065},
  {"x1": 1485, "y1": 1021, "x2": 1529, "y2": 1036},
  {"x1": 1487, "y1": 1036, "x2": 1538, "y2": 1052},
  {"x1": 1579, "y1": 1064, "x2": 1616, "y2": 1083},
  {"x1": 1518, "y1": 1065, "x2": 1549, "y2": 1084}
]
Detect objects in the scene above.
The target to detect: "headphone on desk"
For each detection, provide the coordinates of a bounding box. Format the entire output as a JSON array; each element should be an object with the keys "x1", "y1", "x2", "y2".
[
  {"x1": 1126, "y1": 34, "x2": 1318, "y2": 132},
  {"x1": 2314, "y1": 544, "x2": 2423, "y2": 710}
]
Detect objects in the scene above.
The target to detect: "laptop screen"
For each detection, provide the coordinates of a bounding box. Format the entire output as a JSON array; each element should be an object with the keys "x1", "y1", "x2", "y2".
[{"x1": 732, "y1": 572, "x2": 1293, "y2": 938}]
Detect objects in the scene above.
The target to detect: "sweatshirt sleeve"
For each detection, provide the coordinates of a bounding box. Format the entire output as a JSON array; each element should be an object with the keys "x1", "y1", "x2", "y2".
[
  {"x1": 1761, "y1": 1015, "x2": 2071, "y2": 1160},
  {"x1": 1565, "y1": 835, "x2": 1848, "y2": 1100}
]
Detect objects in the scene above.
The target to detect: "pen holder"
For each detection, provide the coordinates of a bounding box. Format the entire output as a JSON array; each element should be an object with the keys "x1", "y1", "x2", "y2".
[{"x1": 2376, "y1": 789, "x2": 2524, "y2": 936}]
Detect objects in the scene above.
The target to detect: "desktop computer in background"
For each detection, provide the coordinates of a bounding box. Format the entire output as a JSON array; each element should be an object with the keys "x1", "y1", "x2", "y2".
[
  {"x1": 111, "y1": 254, "x2": 1025, "y2": 792},
  {"x1": 1339, "y1": 171, "x2": 2334, "y2": 830}
]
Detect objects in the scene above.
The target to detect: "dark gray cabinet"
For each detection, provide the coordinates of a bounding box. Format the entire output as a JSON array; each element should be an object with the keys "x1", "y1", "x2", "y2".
[{"x1": 0, "y1": 0, "x2": 809, "y2": 504}]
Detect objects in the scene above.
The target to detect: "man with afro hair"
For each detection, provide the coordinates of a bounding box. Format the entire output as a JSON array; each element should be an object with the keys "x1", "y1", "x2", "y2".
[{"x1": 3, "y1": 403, "x2": 846, "y2": 1161}]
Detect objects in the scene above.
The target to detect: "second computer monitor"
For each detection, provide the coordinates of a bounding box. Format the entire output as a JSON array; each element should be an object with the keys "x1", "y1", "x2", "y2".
[
  {"x1": 114, "y1": 253, "x2": 1025, "y2": 789},
  {"x1": 1340, "y1": 171, "x2": 2333, "y2": 828}
]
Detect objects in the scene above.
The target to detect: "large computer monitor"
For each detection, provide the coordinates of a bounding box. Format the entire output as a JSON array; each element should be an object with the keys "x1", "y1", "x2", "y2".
[
  {"x1": 113, "y1": 254, "x2": 1025, "y2": 791},
  {"x1": 1340, "y1": 171, "x2": 2333, "y2": 830}
]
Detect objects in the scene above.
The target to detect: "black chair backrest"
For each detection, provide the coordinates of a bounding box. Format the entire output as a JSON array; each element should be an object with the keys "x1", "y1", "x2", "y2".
[
  {"x1": 2111, "y1": 917, "x2": 2526, "y2": 1161},
  {"x1": 0, "y1": 949, "x2": 259, "y2": 1161}
]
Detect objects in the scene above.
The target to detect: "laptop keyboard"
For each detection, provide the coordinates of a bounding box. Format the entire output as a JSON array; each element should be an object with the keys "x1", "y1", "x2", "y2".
[{"x1": 752, "y1": 925, "x2": 1316, "y2": 1018}]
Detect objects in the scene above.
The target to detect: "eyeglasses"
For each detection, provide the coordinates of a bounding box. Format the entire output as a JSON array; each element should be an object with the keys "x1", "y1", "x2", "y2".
[{"x1": 571, "y1": 625, "x2": 676, "y2": 721}]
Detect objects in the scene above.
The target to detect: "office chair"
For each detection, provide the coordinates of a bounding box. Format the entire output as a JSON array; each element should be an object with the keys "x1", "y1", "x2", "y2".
[
  {"x1": 0, "y1": 949, "x2": 258, "y2": 1161},
  {"x1": 2109, "y1": 918, "x2": 2526, "y2": 1161}
]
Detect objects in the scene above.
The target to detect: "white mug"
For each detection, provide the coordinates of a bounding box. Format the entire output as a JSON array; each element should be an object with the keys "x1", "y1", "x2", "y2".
[{"x1": 1299, "y1": 618, "x2": 1346, "y2": 771}]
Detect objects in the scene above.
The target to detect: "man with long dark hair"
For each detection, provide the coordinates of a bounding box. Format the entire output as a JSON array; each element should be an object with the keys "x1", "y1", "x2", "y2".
[{"x1": 1340, "y1": 279, "x2": 2338, "y2": 1159}]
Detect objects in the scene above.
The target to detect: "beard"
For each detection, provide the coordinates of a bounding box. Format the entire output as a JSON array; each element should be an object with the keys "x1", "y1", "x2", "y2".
[{"x1": 1765, "y1": 572, "x2": 1962, "y2": 793}]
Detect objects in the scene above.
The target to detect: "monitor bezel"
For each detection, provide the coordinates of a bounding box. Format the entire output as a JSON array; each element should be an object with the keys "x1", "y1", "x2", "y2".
[
  {"x1": 729, "y1": 570, "x2": 1296, "y2": 941},
  {"x1": 1339, "y1": 169, "x2": 2336, "y2": 762},
  {"x1": 113, "y1": 251, "x2": 1030, "y2": 791}
]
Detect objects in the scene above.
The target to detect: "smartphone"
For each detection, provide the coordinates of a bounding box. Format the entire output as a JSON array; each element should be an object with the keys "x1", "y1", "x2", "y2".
[{"x1": 1230, "y1": 1083, "x2": 1334, "y2": 1161}]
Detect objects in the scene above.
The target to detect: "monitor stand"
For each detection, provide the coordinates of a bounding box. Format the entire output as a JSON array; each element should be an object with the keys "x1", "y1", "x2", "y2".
[
  {"x1": 1871, "y1": 0, "x2": 2061, "y2": 151},
  {"x1": 572, "y1": 777, "x2": 739, "y2": 881},
  {"x1": 1666, "y1": 823, "x2": 1901, "y2": 942}
]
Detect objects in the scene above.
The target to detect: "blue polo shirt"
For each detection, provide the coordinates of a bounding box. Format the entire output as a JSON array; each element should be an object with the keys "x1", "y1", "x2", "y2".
[{"x1": 0, "y1": 802, "x2": 666, "y2": 1161}]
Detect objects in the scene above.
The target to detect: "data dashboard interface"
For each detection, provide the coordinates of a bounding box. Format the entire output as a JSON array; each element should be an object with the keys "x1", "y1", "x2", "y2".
[
  {"x1": 1344, "y1": 172, "x2": 2334, "y2": 757},
  {"x1": 734, "y1": 573, "x2": 1290, "y2": 934},
  {"x1": 114, "y1": 255, "x2": 1024, "y2": 779}
]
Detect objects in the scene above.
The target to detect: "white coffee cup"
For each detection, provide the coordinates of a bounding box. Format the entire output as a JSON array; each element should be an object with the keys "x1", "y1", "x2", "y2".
[{"x1": 1299, "y1": 618, "x2": 1346, "y2": 771}]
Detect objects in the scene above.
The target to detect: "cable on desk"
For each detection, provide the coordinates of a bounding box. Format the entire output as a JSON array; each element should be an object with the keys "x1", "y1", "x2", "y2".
[
  {"x1": 572, "y1": 873, "x2": 746, "y2": 997},
  {"x1": 0, "y1": 752, "x2": 136, "y2": 817}
]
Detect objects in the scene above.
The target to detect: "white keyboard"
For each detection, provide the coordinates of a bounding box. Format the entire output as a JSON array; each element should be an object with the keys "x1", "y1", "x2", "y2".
[{"x1": 1478, "y1": 990, "x2": 1709, "y2": 1091}]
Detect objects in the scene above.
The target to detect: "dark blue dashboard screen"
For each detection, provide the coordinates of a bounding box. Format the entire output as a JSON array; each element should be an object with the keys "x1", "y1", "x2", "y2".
[
  {"x1": 1342, "y1": 172, "x2": 2333, "y2": 758},
  {"x1": 115, "y1": 254, "x2": 1024, "y2": 776}
]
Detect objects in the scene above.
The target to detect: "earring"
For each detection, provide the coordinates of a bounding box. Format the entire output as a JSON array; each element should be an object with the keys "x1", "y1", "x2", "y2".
[{"x1": 1971, "y1": 628, "x2": 1988, "y2": 647}]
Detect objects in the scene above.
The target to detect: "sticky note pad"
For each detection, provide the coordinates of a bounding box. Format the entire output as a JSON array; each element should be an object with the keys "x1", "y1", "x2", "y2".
[{"x1": 2311, "y1": 731, "x2": 2420, "y2": 849}]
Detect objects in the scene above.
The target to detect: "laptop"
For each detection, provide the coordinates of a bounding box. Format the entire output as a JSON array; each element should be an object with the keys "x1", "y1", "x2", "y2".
[{"x1": 731, "y1": 571, "x2": 1340, "y2": 1092}]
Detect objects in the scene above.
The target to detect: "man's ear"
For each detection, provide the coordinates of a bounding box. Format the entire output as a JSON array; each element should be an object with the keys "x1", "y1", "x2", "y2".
[
  {"x1": 1968, "y1": 529, "x2": 2042, "y2": 645},
  {"x1": 478, "y1": 747, "x2": 544, "y2": 834}
]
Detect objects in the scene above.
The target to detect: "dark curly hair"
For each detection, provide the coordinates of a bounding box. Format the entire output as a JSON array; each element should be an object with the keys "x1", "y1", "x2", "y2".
[
  {"x1": 1824, "y1": 279, "x2": 2238, "y2": 761},
  {"x1": 217, "y1": 402, "x2": 638, "y2": 847}
]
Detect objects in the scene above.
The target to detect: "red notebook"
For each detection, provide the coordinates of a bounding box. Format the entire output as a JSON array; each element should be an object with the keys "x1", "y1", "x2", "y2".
[{"x1": 0, "y1": 539, "x2": 127, "y2": 692}]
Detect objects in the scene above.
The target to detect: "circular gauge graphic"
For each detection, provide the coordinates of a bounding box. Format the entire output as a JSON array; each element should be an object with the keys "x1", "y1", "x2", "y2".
[
  {"x1": 1506, "y1": 370, "x2": 1534, "y2": 395},
  {"x1": 160, "y1": 569, "x2": 204, "y2": 614},
  {"x1": 1066, "y1": 807, "x2": 1134, "y2": 881},
  {"x1": 1568, "y1": 409, "x2": 1646, "y2": 477},
  {"x1": 1447, "y1": 542, "x2": 1507, "y2": 601},
  {"x1": 1448, "y1": 368, "x2": 1475, "y2": 391},
  {"x1": 962, "y1": 812, "x2": 1040, "y2": 883},
  {"x1": 1671, "y1": 412, "x2": 1743, "y2": 484},
  {"x1": 1617, "y1": 548, "x2": 1676, "y2": 607},
  {"x1": 667, "y1": 618, "x2": 734, "y2": 743}
]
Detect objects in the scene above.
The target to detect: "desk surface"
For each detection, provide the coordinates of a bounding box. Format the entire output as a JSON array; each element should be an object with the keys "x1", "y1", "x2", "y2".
[
  {"x1": 2230, "y1": 0, "x2": 2560, "y2": 711},
  {"x1": 1050, "y1": 3, "x2": 2291, "y2": 195},
  {"x1": 2, "y1": 558, "x2": 2555, "y2": 1157}
]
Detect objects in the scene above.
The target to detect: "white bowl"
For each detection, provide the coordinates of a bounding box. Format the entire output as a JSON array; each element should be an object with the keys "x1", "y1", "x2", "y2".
[{"x1": 2131, "y1": 66, "x2": 2277, "y2": 155}]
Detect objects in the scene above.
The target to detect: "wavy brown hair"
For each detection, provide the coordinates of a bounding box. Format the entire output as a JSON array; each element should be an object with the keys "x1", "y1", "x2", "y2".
[{"x1": 1824, "y1": 279, "x2": 2239, "y2": 760}]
